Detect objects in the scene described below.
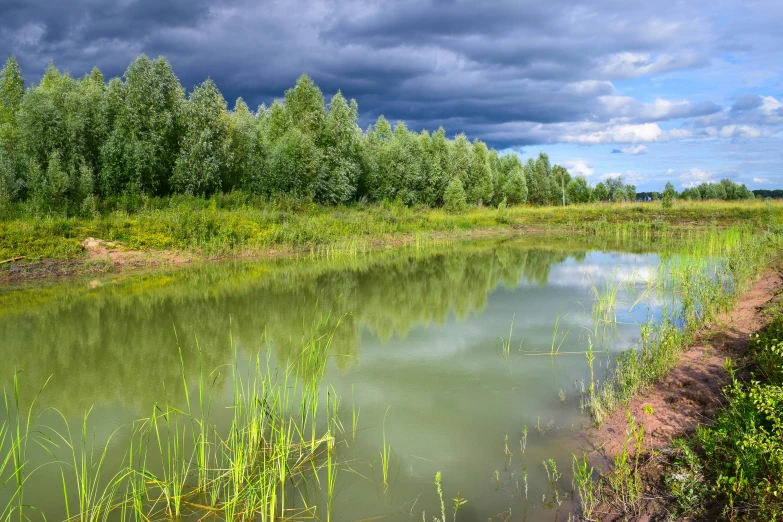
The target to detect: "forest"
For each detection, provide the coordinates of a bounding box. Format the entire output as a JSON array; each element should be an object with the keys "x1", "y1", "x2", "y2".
[
  {"x1": 0, "y1": 53, "x2": 563, "y2": 217},
  {"x1": 0, "y1": 53, "x2": 757, "y2": 220}
]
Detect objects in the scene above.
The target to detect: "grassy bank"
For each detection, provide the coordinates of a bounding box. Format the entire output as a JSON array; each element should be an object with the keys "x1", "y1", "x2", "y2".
[
  {"x1": 586, "y1": 227, "x2": 782, "y2": 424},
  {"x1": 570, "y1": 228, "x2": 783, "y2": 520},
  {"x1": 2, "y1": 198, "x2": 783, "y2": 263},
  {"x1": 662, "y1": 302, "x2": 783, "y2": 520}
]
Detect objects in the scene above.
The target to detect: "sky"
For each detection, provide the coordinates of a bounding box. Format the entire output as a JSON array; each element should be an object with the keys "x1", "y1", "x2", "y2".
[{"x1": 1, "y1": 0, "x2": 782, "y2": 191}]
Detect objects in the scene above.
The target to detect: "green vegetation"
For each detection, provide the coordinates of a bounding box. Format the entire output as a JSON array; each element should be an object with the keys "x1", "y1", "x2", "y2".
[
  {"x1": 2, "y1": 198, "x2": 782, "y2": 265},
  {"x1": 585, "y1": 226, "x2": 781, "y2": 424},
  {"x1": 638, "y1": 178, "x2": 756, "y2": 203},
  {"x1": 1, "y1": 330, "x2": 345, "y2": 521},
  {"x1": 663, "y1": 305, "x2": 783, "y2": 520},
  {"x1": 0, "y1": 53, "x2": 597, "y2": 220}
]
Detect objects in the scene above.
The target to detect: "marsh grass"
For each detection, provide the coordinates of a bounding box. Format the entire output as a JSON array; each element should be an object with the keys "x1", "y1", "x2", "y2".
[
  {"x1": 572, "y1": 453, "x2": 597, "y2": 521},
  {"x1": 378, "y1": 406, "x2": 392, "y2": 492},
  {"x1": 0, "y1": 320, "x2": 346, "y2": 522},
  {"x1": 586, "y1": 227, "x2": 781, "y2": 424},
  {"x1": 3, "y1": 198, "x2": 782, "y2": 261}
]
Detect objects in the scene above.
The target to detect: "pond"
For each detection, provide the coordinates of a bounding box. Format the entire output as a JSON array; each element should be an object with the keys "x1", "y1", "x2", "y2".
[{"x1": 0, "y1": 238, "x2": 673, "y2": 521}]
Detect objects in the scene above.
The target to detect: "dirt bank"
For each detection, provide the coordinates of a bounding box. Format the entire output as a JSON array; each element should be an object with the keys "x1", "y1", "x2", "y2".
[{"x1": 585, "y1": 264, "x2": 783, "y2": 520}]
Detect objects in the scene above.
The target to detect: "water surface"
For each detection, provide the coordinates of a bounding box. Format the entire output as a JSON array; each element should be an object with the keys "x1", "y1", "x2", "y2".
[{"x1": 0, "y1": 239, "x2": 667, "y2": 521}]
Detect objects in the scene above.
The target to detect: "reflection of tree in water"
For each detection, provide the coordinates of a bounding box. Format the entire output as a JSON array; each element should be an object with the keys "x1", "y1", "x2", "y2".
[{"x1": 0, "y1": 242, "x2": 580, "y2": 414}]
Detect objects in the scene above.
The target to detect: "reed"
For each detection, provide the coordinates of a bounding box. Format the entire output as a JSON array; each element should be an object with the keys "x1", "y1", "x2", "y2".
[
  {"x1": 0, "y1": 317, "x2": 344, "y2": 522},
  {"x1": 586, "y1": 227, "x2": 781, "y2": 424},
  {"x1": 379, "y1": 406, "x2": 392, "y2": 491}
]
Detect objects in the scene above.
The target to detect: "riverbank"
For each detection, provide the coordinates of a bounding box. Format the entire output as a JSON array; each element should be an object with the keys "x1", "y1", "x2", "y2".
[
  {"x1": 2, "y1": 199, "x2": 781, "y2": 283},
  {"x1": 583, "y1": 261, "x2": 783, "y2": 521}
]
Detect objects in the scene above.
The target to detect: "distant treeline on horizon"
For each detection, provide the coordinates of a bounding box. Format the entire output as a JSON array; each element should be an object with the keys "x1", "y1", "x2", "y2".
[
  {"x1": 751, "y1": 189, "x2": 783, "y2": 199},
  {"x1": 0, "y1": 53, "x2": 760, "y2": 218}
]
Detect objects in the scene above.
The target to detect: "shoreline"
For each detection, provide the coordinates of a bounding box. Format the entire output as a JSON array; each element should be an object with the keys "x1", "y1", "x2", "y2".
[
  {"x1": 584, "y1": 263, "x2": 783, "y2": 520},
  {"x1": 2, "y1": 199, "x2": 781, "y2": 285},
  {"x1": 0, "y1": 223, "x2": 678, "y2": 285}
]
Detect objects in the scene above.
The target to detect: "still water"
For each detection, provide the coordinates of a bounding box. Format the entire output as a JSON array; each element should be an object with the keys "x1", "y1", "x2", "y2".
[{"x1": 0, "y1": 239, "x2": 667, "y2": 521}]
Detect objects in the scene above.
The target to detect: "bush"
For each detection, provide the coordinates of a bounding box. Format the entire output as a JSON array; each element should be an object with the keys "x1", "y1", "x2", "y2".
[
  {"x1": 694, "y1": 380, "x2": 783, "y2": 519},
  {"x1": 671, "y1": 314, "x2": 783, "y2": 520},
  {"x1": 444, "y1": 177, "x2": 467, "y2": 212}
]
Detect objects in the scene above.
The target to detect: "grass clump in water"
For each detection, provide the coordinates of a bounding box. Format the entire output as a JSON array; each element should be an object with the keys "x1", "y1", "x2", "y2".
[{"x1": 0, "y1": 324, "x2": 345, "y2": 522}]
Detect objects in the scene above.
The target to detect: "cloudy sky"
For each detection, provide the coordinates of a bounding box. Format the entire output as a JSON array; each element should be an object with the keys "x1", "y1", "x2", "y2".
[{"x1": 2, "y1": 0, "x2": 782, "y2": 190}]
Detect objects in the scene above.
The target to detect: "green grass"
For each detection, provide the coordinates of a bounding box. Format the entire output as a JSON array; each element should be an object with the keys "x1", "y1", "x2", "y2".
[
  {"x1": 662, "y1": 307, "x2": 783, "y2": 521},
  {"x1": 586, "y1": 226, "x2": 782, "y2": 424},
  {"x1": 0, "y1": 320, "x2": 346, "y2": 522},
  {"x1": 2, "y1": 197, "x2": 783, "y2": 262}
]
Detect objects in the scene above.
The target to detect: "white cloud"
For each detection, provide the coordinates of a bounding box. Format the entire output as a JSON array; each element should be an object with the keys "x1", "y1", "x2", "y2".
[
  {"x1": 599, "y1": 170, "x2": 644, "y2": 182},
  {"x1": 562, "y1": 123, "x2": 664, "y2": 144},
  {"x1": 753, "y1": 177, "x2": 772, "y2": 184},
  {"x1": 666, "y1": 168, "x2": 675, "y2": 175},
  {"x1": 597, "y1": 51, "x2": 706, "y2": 80},
  {"x1": 619, "y1": 145, "x2": 648, "y2": 155},
  {"x1": 562, "y1": 159, "x2": 595, "y2": 177},
  {"x1": 680, "y1": 168, "x2": 715, "y2": 188}
]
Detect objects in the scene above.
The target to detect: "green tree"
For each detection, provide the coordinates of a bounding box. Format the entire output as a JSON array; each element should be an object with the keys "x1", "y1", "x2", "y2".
[
  {"x1": 501, "y1": 163, "x2": 527, "y2": 205},
  {"x1": 0, "y1": 55, "x2": 24, "y2": 152},
  {"x1": 594, "y1": 181, "x2": 609, "y2": 202},
  {"x1": 315, "y1": 91, "x2": 361, "y2": 204},
  {"x1": 663, "y1": 181, "x2": 677, "y2": 201},
  {"x1": 465, "y1": 139, "x2": 494, "y2": 205},
  {"x1": 720, "y1": 178, "x2": 738, "y2": 200},
  {"x1": 19, "y1": 65, "x2": 82, "y2": 172},
  {"x1": 264, "y1": 127, "x2": 320, "y2": 198},
  {"x1": 626, "y1": 183, "x2": 636, "y2": 202},
  {"x1": 523, "y1": 158, "x2": 539, "y2": 205},
  {"x1": 736, "y1": 184, "x2": 754, "y2": 199},
  {"x1": 566, "y1": 175, "x2": 592, "y2": 204},
  {"x1": 444, "y1": 176, "x2": 467, "y2": 212},
  {"x1": 527, "y1": 153, "x2": 551, "y2": 205},
  {"x1": 100, "y1": 55, "x2": 184, "y2": 195},
  {"x1": 604, "y1": 175, "x2": 625, "y2": 200},
  {"x1": 611, "y1": 186, "x2": 627, "y2": 202},
  {"x1": 550, "y1": 164, "x2": 571, "y2": 205},
  {"x1": 0, "y1": 55, "x2": 26, "y2": 206},
  {"x1": 28, "y1": 151, "x2": 93, "y2": 216},
  {"x1": 226, "y1": 98, "x2": 264, "y2": 192},
  {"x1": 422, "y1": 127, "x2": 450, "y2": 206},
  {"x1": 285, "y1": 74, "x2": 326, "y2": 140},
  {"x1": 78, "y1": 68, "x2": 108, "y2": 174},
  {"x1": 448, "y1": 133, "x2": 473, "y2": 185},
  {"x1": 171, "y1": 79, "x2": 230, "y2": 196},
  {"x1": 265, "y1": 99, "x2": 291, "y2": 143}
]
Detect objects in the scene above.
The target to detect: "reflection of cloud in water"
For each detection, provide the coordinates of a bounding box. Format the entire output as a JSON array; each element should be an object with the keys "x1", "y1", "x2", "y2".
[{"x1": 539, "y1": 258, "x2": 659, "y2": 289}]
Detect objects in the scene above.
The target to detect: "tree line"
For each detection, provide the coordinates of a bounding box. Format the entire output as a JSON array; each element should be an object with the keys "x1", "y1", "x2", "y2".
[
  {"x1": 751, "y1": 189, "x2": 783, "y2": 199},
  {"x1": 637, "y1": 179, "x2": 755, "y2": 202},
  {"x1": 0, "y1": 54, "x2": 587, "y2": 217},
  {"x1": 0, "y1": 54, "x2": 765, "y2": 218}
]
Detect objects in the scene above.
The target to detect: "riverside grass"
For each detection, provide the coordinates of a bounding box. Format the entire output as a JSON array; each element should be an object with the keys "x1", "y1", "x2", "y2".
[
  {"x1": 0, "y1": 323, "x2": 348, "y2": 522},
  {"x1": 2, "y1": 197, "x2": 783, "y2": 262},
  {"x1": 585, "y1": 226, "x2": 782, "y2": 424}
]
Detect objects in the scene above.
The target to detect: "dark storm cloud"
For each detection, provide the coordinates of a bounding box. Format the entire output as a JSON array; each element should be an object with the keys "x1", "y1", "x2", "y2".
[{"x1": 0, "y1": 0, "x2": 781, "y2": 148}]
